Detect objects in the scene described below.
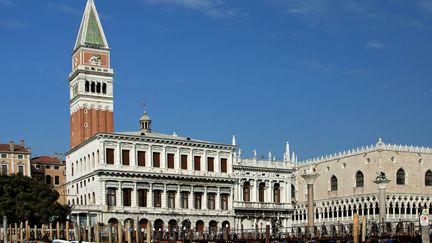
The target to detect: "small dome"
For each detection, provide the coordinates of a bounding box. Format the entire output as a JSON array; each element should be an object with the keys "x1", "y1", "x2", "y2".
[
  {"x1": 139, "y1": 111, "x2": 152, "y2": 133},
  {"x1": 140, "y1": 111, "x2": 151, "y2": 121}
]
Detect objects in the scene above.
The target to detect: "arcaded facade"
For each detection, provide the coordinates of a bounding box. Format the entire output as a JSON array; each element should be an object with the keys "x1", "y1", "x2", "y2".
[{"x1": 292, "y1": 138, "x2": 432, "y2": 229}]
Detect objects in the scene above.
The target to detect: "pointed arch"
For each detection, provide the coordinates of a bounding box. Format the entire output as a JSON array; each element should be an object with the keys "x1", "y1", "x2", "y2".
[
  {"x1": 425, "y1": 170, "x2": 432, "y2": 186},
  {"x1": 396, "y1": 168, "x2": 405, "y2": 185},
  {"x1": 331, "y1": 175, "x2": 338, "y2": 191},
  {"x1": 355, "y1": 171, "x2": 364, "y2": 187}
]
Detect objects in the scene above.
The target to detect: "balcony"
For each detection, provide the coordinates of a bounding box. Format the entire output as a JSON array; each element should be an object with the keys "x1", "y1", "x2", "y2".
[{"x1": 233, "y1": 201, "x2": 292, "y2": 211}]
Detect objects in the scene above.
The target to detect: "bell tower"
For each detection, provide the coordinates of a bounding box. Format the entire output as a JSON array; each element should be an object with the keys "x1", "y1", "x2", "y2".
[{"x1": 69, "y1": 0, "x2": 114, "y2": 148}]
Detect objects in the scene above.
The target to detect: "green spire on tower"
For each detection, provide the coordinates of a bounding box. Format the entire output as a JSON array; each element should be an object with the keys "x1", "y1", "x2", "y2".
[{"x1": 74, "y1": 0, "x2": 109, "y2": 50}]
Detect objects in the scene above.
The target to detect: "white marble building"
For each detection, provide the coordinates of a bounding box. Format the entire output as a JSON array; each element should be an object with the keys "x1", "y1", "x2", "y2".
[
  {"x1": 231, "y1": 145, "x2": 296, "y2": 232},
  {"x1": 66, "y1": 112, "x2": 236, "y2": 232}
]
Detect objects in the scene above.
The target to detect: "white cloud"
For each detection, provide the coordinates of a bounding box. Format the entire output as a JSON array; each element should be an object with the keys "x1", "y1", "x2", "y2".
[
  {"x1": 143, "y1": 0, "x2": 238, "y2": 18},
  {"x1": 366, "y1": 40, "x2": 386, "y2": 49}
]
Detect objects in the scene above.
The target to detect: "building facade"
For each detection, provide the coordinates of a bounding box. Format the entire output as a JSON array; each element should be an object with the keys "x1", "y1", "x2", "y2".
[
  {"x1": 292, "y1": 138, "x2": 432, "y2": 231},
  {"x1": 0, "y1": 140, "x2": 31, "y2": 177},
  {"x1": 31, "y1": 155, "x2": 67, "y2": 204},
  {"x1": 66, "y1": 114, "x2": 236, "y2": 231},
  {"x1": 232, "y1": 153, "x2": 295, "y2": 232}
]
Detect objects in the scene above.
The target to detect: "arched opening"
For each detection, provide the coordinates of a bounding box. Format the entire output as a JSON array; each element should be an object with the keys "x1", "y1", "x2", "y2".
[
  {"x1": 91, "y1": 82, "x2": 95, "y2": 93},
  {"x1": 222, "y1": 221, "x2": 230, "y2": 230},
  {"x1": 154, "y1": 219, "x2": 164, "y2": 232},
  {"x1": 273, "y1": 183, "x2": 280, "y2": 203},
  {"x1": 139, "y1": 218, "x2": 148, "y2": 230},
  {"x1": 168, "y1": 219, "x2": 177, "y2": 233},
  {"x1": 102, "y1": 83, "x2": 107, "y2": 94},
  {"x1": 258, "y1": 182, "x2": 265, "y2": 202},
  {"x1": 85, "y1": 81, "x2": 90, "y2": 92},
  {"x1": 291, "y1": 184, "x2": 296, "y2": 199},
  {"x1": 209, "y1": 220, "x2": 218, "y2": 236},
  {"x1": 356, "y1": 171, "x2": 364, "y2": 187},
  {"x1": 181, "y1": 219, "x2": 191, "y2": 231},
  {"x1": 243, "y1": 182, "x2": 250, "y2": 202},
  {"x1": 331, "y1": 176, "x2": 338, "y2": 191},
  {"x1": 96, "y1": 82, "x2": 101, "y2": 93},
  {"x1": 196, "y1": 220, "x2": 204, "y2": 233},
  {"x1": 108, "y1": 218, "x2": 118, "y2": 227},
  {"x1": 124, "y1": 218, "x2": 134, "y2": 228},
  {"x1": 425, "y1": 170, "x2": 432, "y2": 186},
  {"x1": 396, "y1": 168, "x2": 405, "y2": 185}
]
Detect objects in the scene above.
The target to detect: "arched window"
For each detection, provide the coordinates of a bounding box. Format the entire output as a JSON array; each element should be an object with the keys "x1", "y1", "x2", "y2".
[
  {"x1": 273, "y1": 183, "x2": 280, "y2": 203},
  {"x1": 71, "y1": 163, "x2": 74, "y2": 176},
  {"x1": 96, "y1": 82, "x2": 101, "y2": 93},
  {"x1": 258, "y1": 182, "x2": 265, "y2": 202},
  {"x1": 291, "y1": 184, "x2": 295, "y2": 199},
  {"x1": 91, "y1": 82, "x2": 95, "y2": 93},
  {"x1": 425, "y1": 170, "x2": 432, "y2": 186},
  {"x1": 356, "y1": 171, "x2": 364, "y2": 187},
  {"x1": 85, "y1": 81, "x2": 90, "y2": 92},
  {"x1": 243, "y1": 182, "x2": 250, "y2": 202},
  {"x1": 102, "y1": 83, "x2": 107, "y2": 94},
  {"x1": 396, "y1": 168, "x2": 405, "y2": 185},
  {"x1": 331, "y1": 176, "x2": 338, "y2": 191}
]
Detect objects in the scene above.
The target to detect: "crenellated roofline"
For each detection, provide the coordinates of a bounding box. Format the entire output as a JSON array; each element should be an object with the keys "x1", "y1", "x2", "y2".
[{"x1": 299, "y1": 138, "x2": 432, "y2": 167}]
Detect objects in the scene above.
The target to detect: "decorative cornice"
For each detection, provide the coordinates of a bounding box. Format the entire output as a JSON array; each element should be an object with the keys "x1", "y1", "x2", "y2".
[
  {"x1": 66, "y1": 132, "x2": 235, "y2": 155},
  {"x1": 233, "y1": 165, "x2": 293, "y2": 173},
  {"x1": 94, "y1": 169, "x2": 236, "y2": 183}
]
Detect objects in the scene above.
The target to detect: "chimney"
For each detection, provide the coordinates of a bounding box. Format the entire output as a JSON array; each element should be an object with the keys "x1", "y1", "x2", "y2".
[
  {"x1": 54, "y1": 152, "x2": 58, "y2": 159},
  {"x1": 9, "y1": 141, "x2": 14, "y2": 152},
  {"x1": 19, "y1": 139, "x2": 25, "y2": 147}
]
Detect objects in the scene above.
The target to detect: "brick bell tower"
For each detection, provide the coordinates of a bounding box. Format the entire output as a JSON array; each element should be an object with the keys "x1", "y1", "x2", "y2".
[{"x1": 69, "y1": 0, "x2": 114, "y2": 148}]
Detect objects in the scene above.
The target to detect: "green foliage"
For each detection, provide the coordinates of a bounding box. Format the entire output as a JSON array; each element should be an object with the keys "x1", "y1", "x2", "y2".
[{"x1": 0, "y1": 175, "x2": 70, "y2": 225}]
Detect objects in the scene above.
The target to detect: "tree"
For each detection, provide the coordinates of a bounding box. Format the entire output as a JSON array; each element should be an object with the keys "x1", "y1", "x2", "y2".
[{"x1": 0, "y1": 175, "x2": 70, "y2": 225}]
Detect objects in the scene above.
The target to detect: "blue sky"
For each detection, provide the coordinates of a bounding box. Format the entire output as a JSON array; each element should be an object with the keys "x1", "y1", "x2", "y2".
[{"x1": 0, "y1": 0, "x2": 431, "y2": 160}]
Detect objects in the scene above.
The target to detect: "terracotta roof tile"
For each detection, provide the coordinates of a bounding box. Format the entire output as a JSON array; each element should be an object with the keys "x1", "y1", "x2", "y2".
[
  {"x1": 0, "y1": 144, "x2": 30, "y2": 153},
  {"x1": 31, "y1": 156, "x2": 62, "y2": 163}
]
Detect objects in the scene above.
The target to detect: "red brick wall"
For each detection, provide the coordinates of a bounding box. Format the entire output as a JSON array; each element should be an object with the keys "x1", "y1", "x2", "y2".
[{"x1": 70, "y1": 109, "x2": 114, "y2": 148}]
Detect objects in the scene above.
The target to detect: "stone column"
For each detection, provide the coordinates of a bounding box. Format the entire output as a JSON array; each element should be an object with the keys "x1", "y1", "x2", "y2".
[
  {"x1": 162, "y1": 184, "x2": 167, "y2": 208},
  {"x1": 149, "y1": 184, "x2": 153, "y2": 208},
  {"x1": 266, "y1": 181, "x2": 272, "y2": 203},
  {"x1": 216, "y1": 188, "x2": 221, "y2": 210},
  {"x1": 176, "y1": 185, "x2": 181, "y2": 209},
  {"x1": 373, "y1": 173, "x2": 390, "y2": 225},
  {"x1": 203, "y1": 187, "x2": 208, "y2": 209},
  {"x1": 301, "y1": 169, "x2": 319, "y2": 237},
  {"x1": 117, "y1": 183, "x2": 122, "y2": 207},
  {"x1": 132, "y1": 183, "x2": 137, "y2": 207}
]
